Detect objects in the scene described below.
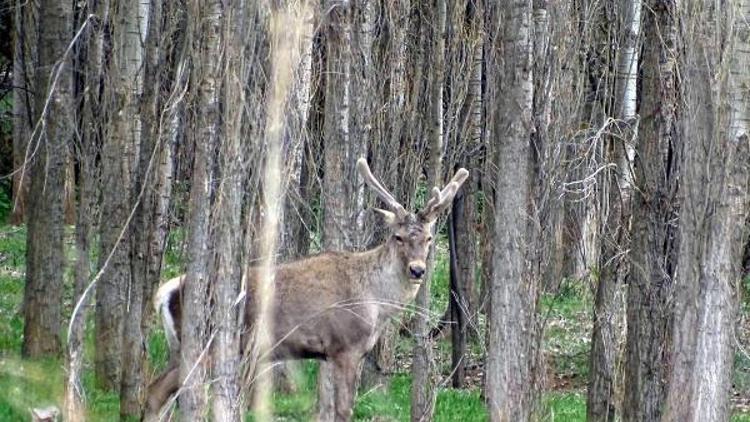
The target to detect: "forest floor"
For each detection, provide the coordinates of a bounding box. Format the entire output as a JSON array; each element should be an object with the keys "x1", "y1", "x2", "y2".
[{"x1": 0, "y1": 223, "x2": 748, "y2": 421}]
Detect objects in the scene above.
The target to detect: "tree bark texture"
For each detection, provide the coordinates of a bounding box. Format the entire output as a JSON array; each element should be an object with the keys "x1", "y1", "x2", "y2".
[
  {"x1": 622, "y1": 1, "x2": 678, "y2": 421},
  {"x1": 65, "y1": 1, "x2": 107, "y2": 417},
  {"x1": 589, "y1": 0, "x2": 641, "y2": 420},
  {"x1": 120, "y1": 0, "x2": 166, "y2": 416},
  {"x1": 210, "y1": 3, "x2": 247, "y2": 420},
  {"x1": 411, "y1": 0, "x2": 445, "y2": 420},
  {"x1": 10, "y1": 0, "x2": 37, "y2": 226},
  {"x1": 485, "y1": 0, "x2": 536, "y2": 420},
  {"x1": 22, "y1": 0, "x2": 72, "y2": 359},
  {"x1": 179, "y1": 0, "x2": 223, "y2": 418},
  {"x1": 359, "y1": 0, "x2": 412, "y2": 391},
  {"x1": 319, "y1": 2, "x2": 353, "y2": 419},
  {"x1": 94, "y1": 0, "x2": 146, "y2": 391},
  {"x1": 664, "y1": 1, "x2": 750, "y2": 420}
]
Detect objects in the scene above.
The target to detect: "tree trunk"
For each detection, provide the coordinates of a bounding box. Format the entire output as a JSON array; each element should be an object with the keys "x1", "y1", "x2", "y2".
[
  {"x1": 209, "y1": 4, "x2": 247, "y2": 420},
  {"x1": 664, "y1": 1, "x2": 750, "y2": 420},
  {"x1": 411, "y1": 0, "x2": 445, "y2": 420},
  {"x1": 319, "y1": 2, "x2": 354, "y2": 419},
  {"x1": 485, "y1": 0, "x2": 536, "y2": 420},
  {"x1": 65, "y1": 2, "x2": 106, "y2": 417},
  {"x1": 588, "y1": 0, "x2": 640, "y2": 420},
  {"x1": 441, "y1": 0, "x2": 483, "y2": 351},
  {"x1": 565, "y1": 0, "x2": 617, "y2": 282},
  {"x1": 22, "y1": 0, "x2": 72, "y2": 359},
  {"x1": 448, "y1": 194, "x2": 470, "y2": 388},
  {"x1": 248, "y1": 6, "x2": 310, "y2": 419},
  {"x1": 359, "y1": 0, "x2": 411, "y2": 391},
  {"x1": 621, "y1": 1, "x2": 678, "y2": 421},
  {"x1": 119, "y1": 0, "x2": 164, "y2": 416},
  {"x1": 179, "y1": 0, "x2": 223, "y2": 418},
  {"x1": 10, "y1": 0, "x2": 37, "y2": 226},
  {"x1": 94, "y1": 0, "x2": 145, "y2": 391}
]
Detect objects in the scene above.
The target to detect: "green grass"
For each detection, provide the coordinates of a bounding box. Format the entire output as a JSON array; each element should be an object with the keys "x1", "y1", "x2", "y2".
[
  {"x1": 540, "y1": 278, "x2": 593, "y2": 384},
  {"x1": 541, "y1": 391, "x2": 587, "y2": 421},
  {"x1": 0, "y1": 357, "x2": 63, "y2": 421},
  {"x1": 249, "y1": 363, "x2": 488, "y2": 422},
  {"x1": 1, "y1": 223, "x2": 750, "y2": 421},
  {"x1": 0, "y1": 226, "x2": 26, "y2": 353}
]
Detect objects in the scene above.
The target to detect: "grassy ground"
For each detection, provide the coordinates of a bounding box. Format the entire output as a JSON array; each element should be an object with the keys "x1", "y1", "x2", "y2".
[{"x1": 0, "y1": 223, "x2": 748, "y2": 421}]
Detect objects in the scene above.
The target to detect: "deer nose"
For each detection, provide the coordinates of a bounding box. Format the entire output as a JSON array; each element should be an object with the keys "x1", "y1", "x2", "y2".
[{"x1": 409, "y1": 265, "x2": 425, "y2": 279}]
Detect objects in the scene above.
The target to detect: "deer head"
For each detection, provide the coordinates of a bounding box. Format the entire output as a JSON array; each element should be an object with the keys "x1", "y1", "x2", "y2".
[{"x1": 356, "y1": 158, "x2": 469, "y2": 283}]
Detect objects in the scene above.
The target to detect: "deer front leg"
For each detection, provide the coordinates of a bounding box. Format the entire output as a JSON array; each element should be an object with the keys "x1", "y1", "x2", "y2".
[{"x1": 332, "y1": 354, "x2": 361, "y2": 422}]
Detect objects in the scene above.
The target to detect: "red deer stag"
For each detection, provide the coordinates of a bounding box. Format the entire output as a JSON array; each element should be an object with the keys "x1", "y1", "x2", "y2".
[{"x1": 146, "y1": 158, "x2": 469, "y2": 421}]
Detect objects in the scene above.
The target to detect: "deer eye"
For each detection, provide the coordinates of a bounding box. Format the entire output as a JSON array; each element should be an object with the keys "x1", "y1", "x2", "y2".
[
  {"x1": 394, "y1": 235, "x2": 403, "y2": 243},
  {"x1": 426, "y1": 235, "x2": 433, "y2": 243}
]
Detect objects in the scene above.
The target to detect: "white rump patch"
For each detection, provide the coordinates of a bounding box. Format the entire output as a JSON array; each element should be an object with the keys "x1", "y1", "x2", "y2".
[{"x1": 154, "y1": 275, "x2": 184, "y2": 351}]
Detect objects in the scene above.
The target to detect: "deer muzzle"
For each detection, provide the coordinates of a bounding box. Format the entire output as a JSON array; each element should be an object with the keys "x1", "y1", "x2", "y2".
[{"x1": 408, "y1": 261, "x2": 426, "y2": 281}]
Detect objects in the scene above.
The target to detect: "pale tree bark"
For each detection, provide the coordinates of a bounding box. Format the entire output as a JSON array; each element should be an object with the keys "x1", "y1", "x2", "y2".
[
  {"x1": 411, "y1": 0, "x2": 445, "y2": 420},
  {"x1": 22, "y1": 0, "x2": 73, "y2": 359},
  {"x1": 588, "y1": 0, "x2": 640, "y2": 420},
  {"x1": 249, "y1": 6, "x2": 311, "y2": 421},
  {"x1": 279, "y1": 20, "x2": 313, "y2": 263},
  {"x1": 621, "y1": 1, "x2": 678, "y2": 421},
  {"x1": 209, "y1": 3, "x2": 247, "y2": 420},
  {"x1": 274, "y1": 4, "x2": 314, "y2": 396},
  {"x1": 319, "y1": 2, "x2": 354, "y2": 418},
  {"x1": 179, "y1": 0, "x2": 223, "y2": 418},
  {"x1": 10, "y1": 0, "x2": 37, "y2": 226},
  {"x1": 119, "y1": 0, "x2": 166, "y2": 416},
  {"x1": 485, "y1": 0, "x2": 536, "y2": 420},
  {"x1": 236, "y1": 5, "x2": 270, "y2": 265},
  {"x1": 664, "y1": 1, "x2": 750, "y2": 420}
]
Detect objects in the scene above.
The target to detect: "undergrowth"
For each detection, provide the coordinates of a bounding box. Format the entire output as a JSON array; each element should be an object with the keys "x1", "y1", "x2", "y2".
[{"x1": 1, "y1": 224, "x2": 749, "y2": 421}]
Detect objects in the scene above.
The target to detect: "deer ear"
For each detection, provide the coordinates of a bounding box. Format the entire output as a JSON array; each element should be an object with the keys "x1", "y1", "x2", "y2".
[{"x1": 373, "y1": 208, "x2": 397, "y2": 226}]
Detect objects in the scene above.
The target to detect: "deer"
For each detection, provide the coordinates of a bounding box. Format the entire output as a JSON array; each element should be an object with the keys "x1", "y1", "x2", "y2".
[{"x1": 145, "y1": 158, "x2": 469, "y2": 421}]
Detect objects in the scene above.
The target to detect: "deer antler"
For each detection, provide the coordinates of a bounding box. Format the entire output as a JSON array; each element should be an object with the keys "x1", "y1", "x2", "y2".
[
  {"x1": 356, "y1": 158, "x2": 407, "y2": 217},
  {"x1": 419, "y1": 168, "x2": 470, "y2": 221}
]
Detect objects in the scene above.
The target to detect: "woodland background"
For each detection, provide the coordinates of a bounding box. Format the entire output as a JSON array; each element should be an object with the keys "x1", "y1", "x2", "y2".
[{"x1": 0, "y1": 0, "x2": 749, "y2": 421}]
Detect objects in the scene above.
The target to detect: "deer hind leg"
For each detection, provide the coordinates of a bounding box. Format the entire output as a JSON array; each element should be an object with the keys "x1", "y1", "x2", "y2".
[
  {"x1": 144, "y1": 365, "x2": 179, "y2": 421},
  {"x1": 332, "y1": 354, "x2": 361, "y2": 422}
]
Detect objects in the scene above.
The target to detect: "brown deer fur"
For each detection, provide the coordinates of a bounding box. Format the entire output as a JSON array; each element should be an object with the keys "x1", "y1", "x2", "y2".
[{"x1": 145, "y1": 159, "x2": 468, "y2": 421}]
